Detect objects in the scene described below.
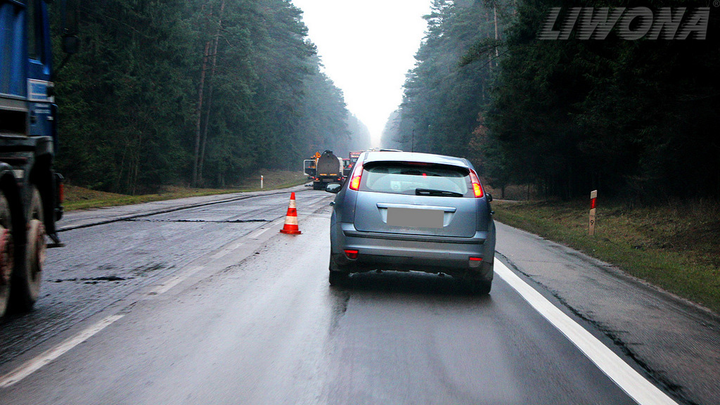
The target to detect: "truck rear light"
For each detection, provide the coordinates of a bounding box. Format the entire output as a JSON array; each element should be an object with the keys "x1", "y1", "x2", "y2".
[
  {"x1": 349, "y1": 162, "x2": 363, "y2": 191},
  {"x1": 344, "y1": 249, "x2": 359, "y2": 259},
  {"x1": 469, "y1": 169, "x2": 484, "y2": 198}
]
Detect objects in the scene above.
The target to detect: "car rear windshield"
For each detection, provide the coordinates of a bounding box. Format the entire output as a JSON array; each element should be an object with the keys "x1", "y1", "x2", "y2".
[{"x1": 360, "y1": 162, "x2": 471, "y2": 197}]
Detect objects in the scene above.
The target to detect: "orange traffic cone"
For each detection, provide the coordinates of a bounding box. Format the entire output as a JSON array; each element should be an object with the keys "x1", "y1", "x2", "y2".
[{"x1": 280, "y1": 192, "x2": 302, "y2": 235}]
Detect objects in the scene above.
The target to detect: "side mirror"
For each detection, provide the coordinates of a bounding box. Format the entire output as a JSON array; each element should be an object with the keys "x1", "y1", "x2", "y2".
[
  {"x1": 486, "y1": 193, "x2": 493, "y2": 202},
  {"x1": 325, "y1": 184, "x2": 341, "y2": 194}
]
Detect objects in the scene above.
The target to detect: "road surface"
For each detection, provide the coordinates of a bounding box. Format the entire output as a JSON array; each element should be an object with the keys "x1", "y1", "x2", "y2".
[{"x1": 0, "y1": 186, "x2": 717, "y2": 404}]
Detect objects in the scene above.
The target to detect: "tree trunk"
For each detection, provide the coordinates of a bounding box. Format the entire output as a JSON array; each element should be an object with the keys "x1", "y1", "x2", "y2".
[
  {"x1": 193, "y1": 5, "x2": 213, "y2": 187},
  {"x1": 494, "y1": 6, "x2": 499, "y2": 58},
  {"x1": 199, "y1": 0, "x2": 226, "y2": 184}
]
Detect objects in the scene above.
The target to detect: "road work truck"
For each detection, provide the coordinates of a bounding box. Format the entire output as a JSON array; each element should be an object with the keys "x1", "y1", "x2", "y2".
[{"x1": 0, "y1": 0, "x2": 78, "y2": 318}]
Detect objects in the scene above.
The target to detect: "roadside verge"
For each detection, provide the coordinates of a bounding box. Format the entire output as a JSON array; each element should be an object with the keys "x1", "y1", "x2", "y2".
[{"x1": 492, "y1": 199, "x2": 719, "y2": 314}]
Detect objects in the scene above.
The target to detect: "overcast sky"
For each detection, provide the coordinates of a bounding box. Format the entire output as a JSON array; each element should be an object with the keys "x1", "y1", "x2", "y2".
[{"x1": 290, "y1": 0, "x2": 433, "y2": 146}]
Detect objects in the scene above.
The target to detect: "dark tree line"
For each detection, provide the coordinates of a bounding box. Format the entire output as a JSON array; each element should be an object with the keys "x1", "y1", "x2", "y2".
[
  {"x1": 388, "y1": 0, "x2": 720, "y2": 202},
  {"x1": 384, "y1": 0, "x2": 505, "y2": 160},
  {"x1": 53, "y1": 0, "x2": 369, "y2": 193}
]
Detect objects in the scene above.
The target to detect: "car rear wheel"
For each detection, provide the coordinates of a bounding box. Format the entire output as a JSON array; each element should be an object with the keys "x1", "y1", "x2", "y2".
[
  {"x1": 467, "y1": 278, "x2": 492, "y2": 295},
  {"x1": 329, "y1": 270, "x2": 349, "y2": 286},
  {"x1": 328, "y1": 252, "x2": 349, "y2": 286}
]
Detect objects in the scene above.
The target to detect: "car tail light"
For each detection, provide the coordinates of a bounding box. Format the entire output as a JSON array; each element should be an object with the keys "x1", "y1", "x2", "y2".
[
  {"x1": 469, "y1": 169, "x2": 484, "y2": 198},
  {"x1": 344, "y1": 249, "x2": 359, "y2": 259},
  {"x1": 349, "y1": 162, "x2": 363, "y2": 191},
  {"x1": 469, "y1": 256, "x2": 483, "y2": 268}
]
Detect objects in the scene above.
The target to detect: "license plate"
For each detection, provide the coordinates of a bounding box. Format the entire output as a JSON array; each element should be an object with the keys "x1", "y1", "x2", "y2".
[{"x1": 387, "y1": 207, "x2": 443, "y2": 228}]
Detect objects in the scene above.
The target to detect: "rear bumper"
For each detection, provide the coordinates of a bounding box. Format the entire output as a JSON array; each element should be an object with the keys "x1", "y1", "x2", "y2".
[
  {"x1": 331, "y1": 222, "x2": 494, "y2": 279},
  {"x1": 315, "y1": 177, "x2": 343, "y2": 183}
]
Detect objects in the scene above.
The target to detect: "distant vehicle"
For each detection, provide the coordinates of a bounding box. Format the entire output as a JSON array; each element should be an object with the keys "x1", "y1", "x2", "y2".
[
  {"x1": 345, "y1": 151, "x2": 363, "y2": 177},
  {"x1": 312, "y1": 150, "x2": 344, "y2": 190},
  {"x1": 342, "y1": 158, "x2": 352, "y2": 177},
  {"x1": 325, "y1": 150, "x2": 496, "y2": 293},
  {"x1": 349, "y1": 150, "x2": 363, "y2": 163}
]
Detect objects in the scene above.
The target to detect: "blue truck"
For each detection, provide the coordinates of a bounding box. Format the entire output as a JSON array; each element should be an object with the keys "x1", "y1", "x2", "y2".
[{"x1": 0, "y1": 0, "x2": 77, "y2": 318}]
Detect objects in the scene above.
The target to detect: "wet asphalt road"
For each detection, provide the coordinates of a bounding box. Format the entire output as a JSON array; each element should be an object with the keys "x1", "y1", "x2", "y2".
[
  {"x1": 0, "y1": 188, "x2": 327, "y2": 362},
  {"x1": 0, "y1": 187, "x2": 714, "y2": 404}
]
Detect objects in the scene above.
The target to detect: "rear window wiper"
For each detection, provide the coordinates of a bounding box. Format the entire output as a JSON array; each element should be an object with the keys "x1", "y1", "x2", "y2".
[{"x1": 415, "y1": 188, "x2": 463, "y2": 197}]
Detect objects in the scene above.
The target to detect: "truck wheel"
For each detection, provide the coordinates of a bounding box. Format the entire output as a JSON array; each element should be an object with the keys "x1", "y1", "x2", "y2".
[
  {"x1": 10, "y1": 186, "x2": 45, "y2": 312},
  {"x1": 0, "y1": 192, "x2": 14, "y2": 318}
]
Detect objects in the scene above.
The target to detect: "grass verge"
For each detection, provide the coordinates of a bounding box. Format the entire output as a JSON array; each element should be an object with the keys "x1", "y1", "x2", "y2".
[
  {"x1": 492, "y1": 199, "x2": 720, "y2": 314},
  {"x1": 64, "y1": 170, "x2": 308, "y2": 211}
]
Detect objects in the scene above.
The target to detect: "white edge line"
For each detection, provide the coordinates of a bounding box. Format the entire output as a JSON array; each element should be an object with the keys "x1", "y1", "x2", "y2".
[
  {"x1": 0, "y1": 314, "x2": 125, "y2": 389},
  {"x1": 495, "y1": 261, "x2": 677, "y2": 405}
]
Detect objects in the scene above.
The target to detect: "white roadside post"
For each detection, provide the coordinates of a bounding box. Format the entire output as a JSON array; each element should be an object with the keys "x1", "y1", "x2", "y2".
[
  {"x1": 261, "y1": 175, "x2": 264, "y2": 189},
  {"x1": 589, "y1": 190, "x2": 597, "y2": 236}
]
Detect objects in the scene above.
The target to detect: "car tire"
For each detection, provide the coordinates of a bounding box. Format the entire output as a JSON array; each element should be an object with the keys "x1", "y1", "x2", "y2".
[
  {"x1": 329, "y1": 270, "x2": 349, "y2": 286},
  {"x1": 468, "y1": 278, "x2": 492, "y2": 295}
]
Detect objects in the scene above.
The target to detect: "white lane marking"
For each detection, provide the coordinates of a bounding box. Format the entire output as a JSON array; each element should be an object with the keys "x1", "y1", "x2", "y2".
[
  {"x1": 248, "y1": 227, "x2": 270, "y2": 239},
  {"x1": 248, "y1": 218, "x2": 284, "y2": 239},
  {"x1": 210, "y1": 249, "x2": 230, "y2": 260},
  {"x1": 495, "y1": 261, "x2": 677, "y2": 405},
  {"x1": 148, "y1": 266, "x2": 202, "y2": 296},
  {"x1": 0, "y1": 314, "x2": 124, "y2": 389},
  {"x1": 210, "y1": 241, "x2": 244, "y2": 260}
]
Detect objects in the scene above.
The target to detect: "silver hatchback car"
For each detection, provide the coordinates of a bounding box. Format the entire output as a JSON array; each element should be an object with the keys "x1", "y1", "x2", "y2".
[{"x1": 325, "y1": 150, "x2": 496, "y2": 294}]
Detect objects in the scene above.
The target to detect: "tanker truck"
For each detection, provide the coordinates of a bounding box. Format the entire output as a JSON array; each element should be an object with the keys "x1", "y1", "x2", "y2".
[{"x1": 312, "y1": 150, "x2": 344, "y2": 190}]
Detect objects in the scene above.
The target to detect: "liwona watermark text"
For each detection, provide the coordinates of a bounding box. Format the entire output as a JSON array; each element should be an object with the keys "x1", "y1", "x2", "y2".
[{"x1": 539, "y1": 7, "x2": 710, "y2": 40}]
